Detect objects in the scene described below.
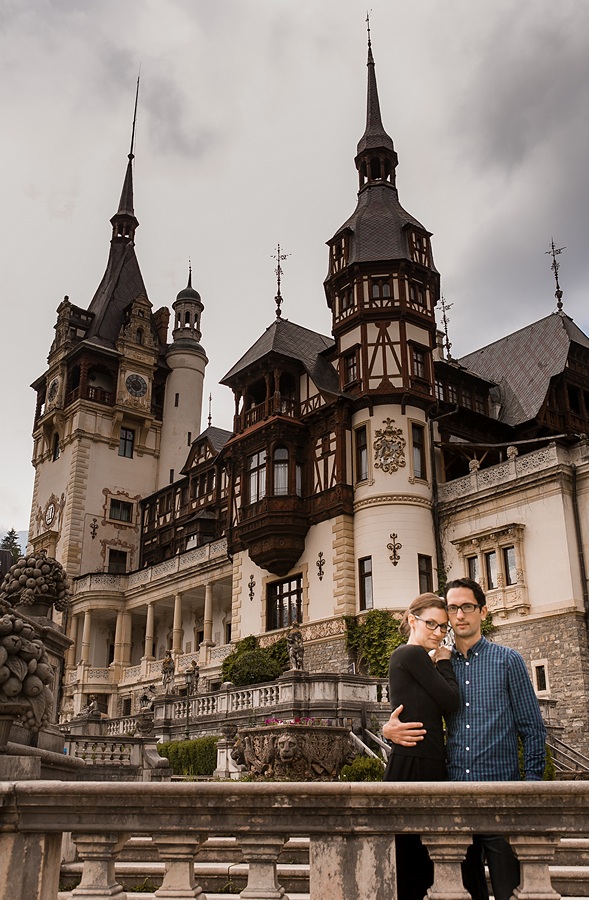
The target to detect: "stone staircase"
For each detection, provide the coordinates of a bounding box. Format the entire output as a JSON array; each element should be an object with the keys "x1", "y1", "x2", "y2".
[{"x1": 59, "y1": 834, "x2": 589, "y2": 899}]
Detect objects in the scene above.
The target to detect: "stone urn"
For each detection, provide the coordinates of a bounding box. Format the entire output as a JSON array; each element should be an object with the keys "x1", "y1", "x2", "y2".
[
  {"x1": 0, "y1": 550, "x2": 70, "y2": 618},
  {"x1": 232, "y1": 722, "x2": 356, "y2": 781}
]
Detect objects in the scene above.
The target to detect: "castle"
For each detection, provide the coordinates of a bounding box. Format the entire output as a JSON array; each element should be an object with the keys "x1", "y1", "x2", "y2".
[{"x1": 28, "y1": 35, "x2": 589, "y2": 752}]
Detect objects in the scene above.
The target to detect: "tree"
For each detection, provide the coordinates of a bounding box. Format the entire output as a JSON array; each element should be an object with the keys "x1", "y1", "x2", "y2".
[{"x1": 1, "y1": 529, "x2": 22, "y2": 563}]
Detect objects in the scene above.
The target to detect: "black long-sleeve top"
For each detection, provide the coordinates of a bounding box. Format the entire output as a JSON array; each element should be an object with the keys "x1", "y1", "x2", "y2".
[{"x1": 388, "y1": 643, "x2": 460, "y2": 760}]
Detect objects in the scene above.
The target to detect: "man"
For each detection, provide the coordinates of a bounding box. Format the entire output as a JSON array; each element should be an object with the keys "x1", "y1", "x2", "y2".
[{"x1": 383, "y1": 578, "x2": 546, "y2": 900}]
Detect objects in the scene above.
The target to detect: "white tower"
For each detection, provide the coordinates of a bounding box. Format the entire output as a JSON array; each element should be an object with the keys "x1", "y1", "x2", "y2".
[{"x1": 158, "y1": 268, "x2": 208, "y2": 487}]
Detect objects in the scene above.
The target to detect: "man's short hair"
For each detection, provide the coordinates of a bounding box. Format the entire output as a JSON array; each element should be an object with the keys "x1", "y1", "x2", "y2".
[{"x1": 444, "y1": 578, "x2": 486, "y2": 608}]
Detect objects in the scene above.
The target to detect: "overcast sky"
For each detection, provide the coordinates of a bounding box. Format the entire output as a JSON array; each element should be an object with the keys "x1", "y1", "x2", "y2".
[{"x1": 2, "y1": 0, "x2": 589, "y2": 536}]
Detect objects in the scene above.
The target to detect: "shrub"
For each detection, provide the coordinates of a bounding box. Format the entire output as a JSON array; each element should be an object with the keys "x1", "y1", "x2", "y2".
[
  {"x1": 157, "y1": 735, "x2": 219, "y2": 777},
  {"x1": 222, "y1": 634, "x2": 287, "y2": 686},
  {"x1": 344, "y1": 609, "x2": 405, "y2": 677},
  {"x1": 340, "y1": 755, "x2": 385, "y2": 781}
]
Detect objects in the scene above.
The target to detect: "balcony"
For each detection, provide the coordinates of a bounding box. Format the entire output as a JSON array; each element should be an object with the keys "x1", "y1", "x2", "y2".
[
  {"x1": 235, "y1": 395, "x2": 299, "y2": 433},
  {"x1": 1, "y1": 780, "x2": 588, "y2": 899}
]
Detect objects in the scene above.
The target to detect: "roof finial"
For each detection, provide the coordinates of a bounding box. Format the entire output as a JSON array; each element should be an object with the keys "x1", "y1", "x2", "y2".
[
  {"x1": 546, "y1": 238, "x2": 565, "y2": 313},
  {"x1": 440, "y1": 294, "x2": 454, "y2": 360},
  {"x1": 271, "y1": 243, "x2": 290, "y2": 319},
  {"x1": 188, "y1": 257, "x2": 192, "y2": 288},
  {"x1": 129, "y1": 71, "x2": 140, "y2": 161},
  {"x1": 208, "y1": 392, "x2": 212, "y2": 428},
  {"x1": 366, "y1": 10, "x2": 372, "y2": 50}
]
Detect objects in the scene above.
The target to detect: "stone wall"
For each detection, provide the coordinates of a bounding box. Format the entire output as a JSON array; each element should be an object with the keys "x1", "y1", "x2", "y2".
[
  {"x1": 304, "y1": 636, "x2": 351, "y2": 675},
  {"x1": 492, "y1": 610, "x2": 589, "y2": 756}
]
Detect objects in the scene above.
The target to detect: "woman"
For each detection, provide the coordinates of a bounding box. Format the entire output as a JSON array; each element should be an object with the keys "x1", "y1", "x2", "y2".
[{"x1": 384, "y1": 592, "x2": 460, "y2": 900}]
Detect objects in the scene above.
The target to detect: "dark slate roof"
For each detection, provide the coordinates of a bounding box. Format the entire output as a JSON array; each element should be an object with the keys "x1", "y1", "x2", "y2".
[
  {"x1": 328, "y1": 184, "x2": 433, "y2": 269},
  {"x1": 458, "y1": 313, "x2": 589, "y2": 426},
  {"x1": 356, "y1": 44, "x2": 394, "y2": 156},
  {"x1": 199, "y1": 426, "x2": 233, "y2": 454},
  {"x1": 86, "y1": 242, "x2": 148, "y2": 348},
  {"x1": 221, "y1": 318, "x2": 339, "y2": 396}
]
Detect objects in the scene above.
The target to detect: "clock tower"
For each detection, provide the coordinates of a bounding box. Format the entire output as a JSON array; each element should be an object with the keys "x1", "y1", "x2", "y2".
[{"x1": 28, "y1": 140, "x2": 178, "y2": 579}]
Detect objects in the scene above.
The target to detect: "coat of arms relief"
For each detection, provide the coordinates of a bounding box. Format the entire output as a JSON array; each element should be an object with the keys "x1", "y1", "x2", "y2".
[{"x1": 373, "y1": 418, "x2": 406, "y2": 473}]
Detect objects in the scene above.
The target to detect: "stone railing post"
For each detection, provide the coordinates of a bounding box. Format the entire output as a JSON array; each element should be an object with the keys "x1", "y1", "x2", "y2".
[
  {"x1": 422, "y1": 834, "x2": 471, "y2": 900},
  {"x1": 310, "y1": 834, "x2": 395, "y2": 900},
  {"x1": 510, "y1": 835, "x2": 560, "y2": 900},
  {"x1": 70, "y1": 832, "x2": 130, "y2": 899},
  {"x1": 152, "y1": 833, "x2": 206, "y2": 899},
  {"x1": 238, "y1": 834, "x2": 288, "y2": 899}
]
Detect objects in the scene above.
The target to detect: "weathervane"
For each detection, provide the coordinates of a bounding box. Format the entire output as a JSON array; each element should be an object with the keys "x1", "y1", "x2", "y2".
[
  {"x1": 546, "y1": 238, "x2": 565, "y2": 313},
  {"x1": 271, "y1": 244, "x2": 290, "y2": 318},
  {"x1": 440, "y1": 294, "x2": 454, "y2": 360},
  {"x1": 366, "y1": 10, "x2": 372, "y2": 47},
  {"x1": 207, "y1": 393, "x2": 212, "y2": 428}
]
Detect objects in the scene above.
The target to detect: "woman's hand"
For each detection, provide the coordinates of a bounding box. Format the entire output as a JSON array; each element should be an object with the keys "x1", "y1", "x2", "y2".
[{"x1": 431, "y1": 646, "x2": 452, "y2": 663}]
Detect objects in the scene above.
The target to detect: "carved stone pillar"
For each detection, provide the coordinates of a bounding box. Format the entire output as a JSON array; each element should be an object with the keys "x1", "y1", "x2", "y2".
[
  {"x1": 173, "y1": 593, "x2": 183, "y2": 655},
  {"x1": 120, "y1": 611, "x2": 132, "y2": 667},
  {"x1": 113, "y1": 611, "x2": 124, "y2": 666},
  {"x1": 70, "y1": 832, "x2": 130, "y2": 899},
  {"x1": 80, "y1": 611, "x2": 92, "y2": 665},
  {"x1": 203, "y1": 583, "x2": 214, "y2": 645},
  {"x1": 152, "y1": 834, "x2": 206, "y2": 899},
  {"x1": 309, "y1": 834, "x2": 395, "y2": 900},
  {"x1": 422, "y1": 834, "x2": 471, "y2": 900},
  {"x1": 67, "y1": 614, "x2": 79, "y2": 667},
  {"x1": 144, "y1": 602, "x2": 155, "y2": 660},
  {"x1": 510, "y1": 835, "x2": 560, "y2": 900},
  {"x1": 239, "y1": 834, "x2": 288, "y2": 899}
]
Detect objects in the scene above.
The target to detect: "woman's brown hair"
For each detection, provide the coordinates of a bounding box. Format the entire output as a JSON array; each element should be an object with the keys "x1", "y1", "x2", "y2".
[{"x1": 399, "y1": 592, "x2": 447, "y2": 638}]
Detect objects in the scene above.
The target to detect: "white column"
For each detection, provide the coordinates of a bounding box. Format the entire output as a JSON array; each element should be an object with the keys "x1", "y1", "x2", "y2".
[
  {"x1": 172, "y1": 593, "x2": 183, "y2": 655},
  {"x1": 144, "y1": 603, "x2": 155, "y2": 660},
  {"x1": 67, "y1": 615, "x2": 79, "y2": 667},
  {"x1": 203, "y1": 583, "x2": 214, "y2": 644},
  {"x1": 80, "y1": 611, "x2": 92, "y2": 665}
]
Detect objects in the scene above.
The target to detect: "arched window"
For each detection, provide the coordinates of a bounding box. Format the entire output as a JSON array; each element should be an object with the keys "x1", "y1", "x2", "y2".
[
  {"x1": 184, "y1": 311, "x2": 191, "y2": 327},
  {"x1": 273, "y1": 447, "x2": 288, "y2": 495},
  {"x1": 370, "y1": 157, "x2": 381, "y2": 180},
  {"x1": 52, "y1": 433, "x2": 60, "y2": 461},
  {"x1": 136, "y1": 328, "x2": 144, "y2": 345}
]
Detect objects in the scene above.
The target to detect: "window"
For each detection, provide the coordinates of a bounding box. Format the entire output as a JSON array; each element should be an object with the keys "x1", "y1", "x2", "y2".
[
  {"x1": 467, "y1": 556, "x2": 480, "y2": 583},
  {"x1": 341, "y1": 288, "x2": 354, "y2": 311},
  {"x1": 532, "y1": 660, "x2": 549, "y2": 694},
  {"x1": 409, "y1": 283, "x2": 425, "y2": 306},
  {"x1": 447, "y1": 384, "x2": 458, "y2": 404},
  {"x1": 296, "y1": 462, "x2": 303, "y2": 497},
  {"x1": 267, "y1": 575, "x2": 302, "y2": 631},
  {"x1": 411, "y1": 424, "x2": 427, "y2": 480},
  {"x1": 474, "y1": 393, "x2": 486, "y2": 415},
  {"x1": 418, "y1": 555, "x2": 433, "y2": 593},
  {"x1": 359, "y1": 557, "x2": 373, "y2": 610},
  {"x1": 174, "y1": 393, "x2": 179, "y2": 408},
  {"x1": 109, "y1": 499, "x2": 133, "y2": 522},
  {"x1": 371, "y1": 279, "x2": 391, "y2": 299},
  {"x1": 344, "y1": 351, "x2": 358, "y2": 385},
  {"x1": 224, "y1": 622, "x2": 232, "y2": 645},
  {"x1": 169, "y1": 469, "x2": 174, "y2": 484},
  {"x1": 196, "y1": 630, "x2": 204, "y2": 648},
  {"x1": 52, "y1": 433, "x2": 60, "y2": 461},
  {"x1": 435, "y1": 381, "x2": 445, "y2": 402},
  {"x1": 273, "y1": 448, "x2": 288, "y2": 495},
  {"x1": 108, "y1": 549, "x2": 128, "y2": 574},
  {"x1": 411, "y1": 347, "x2": 427, "y2": 380},
  {"x1": 485, "y1": 551, "x2": 498, "y2": 589},
  {"x1": 453, "y1": 524, "x2": 528, "y2": 615},
  {"x1": 187, "y1": 432, "x2": 191, "y2": 445},
  {"x1": 503, "y1": 546, "x2": 517, "y2": 585},
  {"x1": 247, "y1": 450, "x2": 266, "y2": 503},
  {"x1": 355, "y1": 426, "x2": 368, "y2": 482},
  {"x1": 118, "y1": 428, "x2": 134, "y2": 458}
]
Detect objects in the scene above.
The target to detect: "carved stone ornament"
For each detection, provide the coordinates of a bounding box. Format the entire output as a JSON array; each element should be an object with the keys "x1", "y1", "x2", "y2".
[
  {"x1": 373, "y1": 418, "x2": 406, "y2": 474},
  {"x1": 232, "y1": 723, "x2": 356, "y2": 781}
]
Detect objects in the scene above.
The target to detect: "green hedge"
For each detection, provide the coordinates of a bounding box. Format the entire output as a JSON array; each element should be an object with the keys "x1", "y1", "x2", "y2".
[
  {"x1": 222, "y1": 635, "x2": 288, "y2": 686},
  {"x1": 157, "y1": 736, "x2": 219, "y2": 777},
  {"x1": 340, "y1": 755, "x2": 385, "y2": 781}
]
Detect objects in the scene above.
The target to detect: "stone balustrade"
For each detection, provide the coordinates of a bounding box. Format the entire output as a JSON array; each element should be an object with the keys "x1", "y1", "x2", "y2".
[
  {"x1": 1, "y1": 780, "x2": 588, "y2": 899},
  {"x1": 438, "y1": 443, "x2": 562, "y2": 503}
]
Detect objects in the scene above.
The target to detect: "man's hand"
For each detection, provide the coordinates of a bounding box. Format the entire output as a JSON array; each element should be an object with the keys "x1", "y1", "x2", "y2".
[{"x1": 382, "y1": 704, "x2": 426, "y2": 747}]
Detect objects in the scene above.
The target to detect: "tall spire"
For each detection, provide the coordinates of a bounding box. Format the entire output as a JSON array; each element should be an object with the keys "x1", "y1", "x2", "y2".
[
  {"x1": 355, "y1": 21, "x2": 398, "y2": 189},
  {"x1": 546, "y1": 238, "x2": 565, "y2": 314},
  {"x1": 111, "y1": 75, "x2": 140, "y2": 241}
]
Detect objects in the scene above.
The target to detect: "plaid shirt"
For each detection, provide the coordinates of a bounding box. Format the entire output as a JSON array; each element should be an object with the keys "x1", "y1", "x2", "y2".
[{"x1": 446, "y1": 636, "x2": 546, "y2": 781}]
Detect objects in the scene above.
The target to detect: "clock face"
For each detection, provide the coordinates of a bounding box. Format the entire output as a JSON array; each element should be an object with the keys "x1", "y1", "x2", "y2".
[
  {"x1": 47, "y1": 378, "x2": 59, "y2": 402},
  {"x1": 45, "y1": 503, "x2": 55, "y2": 526},
  {"x1": 125, "y1": 374, "x2": 148, "y2": 398}
]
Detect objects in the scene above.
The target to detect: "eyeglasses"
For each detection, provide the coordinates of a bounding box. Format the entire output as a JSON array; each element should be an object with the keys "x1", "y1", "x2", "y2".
[
  {"x1": 413, "y1": 615, "x2": 449, "y2": 634},
  {"x1": 447, "y1": 603, "x2": 481, "y2": 616}
]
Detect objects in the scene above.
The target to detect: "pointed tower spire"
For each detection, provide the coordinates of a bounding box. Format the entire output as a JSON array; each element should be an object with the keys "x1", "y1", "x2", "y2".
[
  {"x1": 111, "y1": 75, "x2": 140, "y2": 242},
  {"x1": 355, "y1": 22, "x2": 398, "y2": 190}
]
